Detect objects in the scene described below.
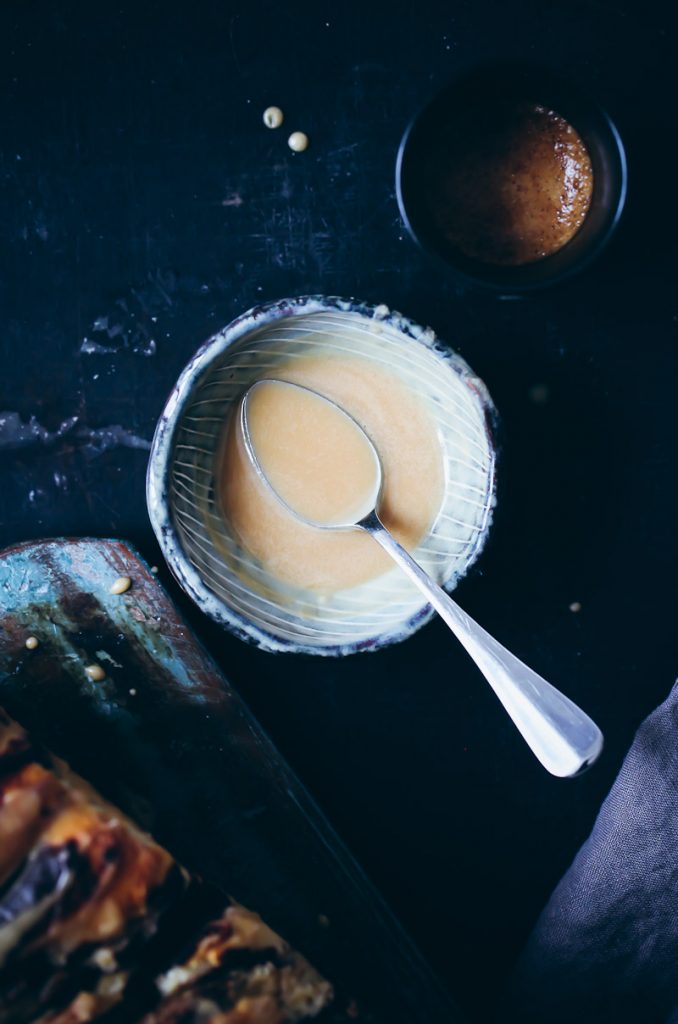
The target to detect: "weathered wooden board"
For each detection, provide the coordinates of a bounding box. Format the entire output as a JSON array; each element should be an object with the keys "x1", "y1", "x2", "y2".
[{"x1": 0, "y1": 537, "x2": 461, "y2": 1024}]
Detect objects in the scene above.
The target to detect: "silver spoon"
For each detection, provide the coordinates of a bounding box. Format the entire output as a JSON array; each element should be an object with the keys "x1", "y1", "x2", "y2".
[{"x1": 241, "y1": 379, "x2": 603, "y2": 778}]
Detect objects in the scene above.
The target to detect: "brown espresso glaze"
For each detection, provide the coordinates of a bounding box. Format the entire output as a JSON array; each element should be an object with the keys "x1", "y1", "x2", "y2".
[{"x1": 430, "y1": 101, "x2": 594, "y2": 266}]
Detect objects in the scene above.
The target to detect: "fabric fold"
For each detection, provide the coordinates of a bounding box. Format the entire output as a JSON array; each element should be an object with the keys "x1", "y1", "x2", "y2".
[{"x1": 507, "y1": 682, "x2": 678, "y2": 1024}]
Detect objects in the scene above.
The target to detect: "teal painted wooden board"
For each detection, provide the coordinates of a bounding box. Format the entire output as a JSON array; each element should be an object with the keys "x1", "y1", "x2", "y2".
[{"x1": 0, "y1": 538, "x2": 462, "y2": 1024}]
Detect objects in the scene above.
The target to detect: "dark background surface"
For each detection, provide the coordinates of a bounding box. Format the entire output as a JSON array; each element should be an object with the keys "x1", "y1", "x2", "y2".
[{"x1": 0, "y1": 1, "x2": 676, "y2": 1020}]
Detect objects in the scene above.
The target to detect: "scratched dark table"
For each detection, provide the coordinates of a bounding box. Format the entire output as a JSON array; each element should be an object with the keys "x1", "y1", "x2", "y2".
[{"x1": 0, "y1": 2, "x2": 676, "y2": 1021}]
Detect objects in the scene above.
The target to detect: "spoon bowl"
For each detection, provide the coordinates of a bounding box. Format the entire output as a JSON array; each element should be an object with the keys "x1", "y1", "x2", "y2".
[
  {"x1": 241, "y1": 380, "x2": 383, "y2": 530},
  {"x1": 241, "y1": 379, "x2": 604, "y2": 778}
]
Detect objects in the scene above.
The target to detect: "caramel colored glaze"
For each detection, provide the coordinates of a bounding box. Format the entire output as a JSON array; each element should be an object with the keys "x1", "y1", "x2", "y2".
[
  {"x1": 217, "y1": 354, "x2": 444, "y2": 593},
  {"x1": 153, "y1": 905, "x2": 332, "y2": 1023},
  {"x1": 432, "y1": 102, "x2": 594, "y2": 266},
  {"x1": 0, "y1": 712, "x2": 336, "y2": 1024},
  {"x1": 244, "y1": 381, "x2": 379, "y2": 528},
  {"x1": 0, "y1": 763, "x2": 66, "y2": 885}
]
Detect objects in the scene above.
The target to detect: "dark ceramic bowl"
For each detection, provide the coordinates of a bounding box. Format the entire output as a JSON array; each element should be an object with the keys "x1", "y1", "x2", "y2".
[{"x1": 396, "y1": 62, "x2": 627, "y2": 290}]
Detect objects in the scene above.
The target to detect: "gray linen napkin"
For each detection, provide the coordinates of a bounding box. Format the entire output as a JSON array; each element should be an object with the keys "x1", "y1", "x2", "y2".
[{"x1": 508, "y1": 681, "x2": 678, "y2": 1024}]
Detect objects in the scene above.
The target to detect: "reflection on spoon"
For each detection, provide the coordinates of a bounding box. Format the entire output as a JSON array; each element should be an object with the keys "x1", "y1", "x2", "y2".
[
  {"x1": 240, "y1": 379, "x2": 603, "y2": 778},
  {"x1": 241, "y1": 379, "x2": 381, "y2": 529}
]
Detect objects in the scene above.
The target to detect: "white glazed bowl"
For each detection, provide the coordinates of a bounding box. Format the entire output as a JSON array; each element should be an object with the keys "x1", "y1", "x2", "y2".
[{"x1": 147, "y1": 296, "x2": 497, "y2": 655}]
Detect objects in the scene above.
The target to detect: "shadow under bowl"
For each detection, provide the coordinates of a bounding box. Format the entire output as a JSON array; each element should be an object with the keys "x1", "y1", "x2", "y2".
[
  {"x1": 147, "y1": 297, "x2": 498, "y2": 655},
  {"x1": 396, "y1": 62, "x2": 627, "y2": 291}
]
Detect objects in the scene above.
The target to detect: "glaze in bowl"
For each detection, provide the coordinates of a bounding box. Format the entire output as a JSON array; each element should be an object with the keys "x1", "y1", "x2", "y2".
[{"x1": 146, "y1": 296, "x2": 498, "y2": 655}]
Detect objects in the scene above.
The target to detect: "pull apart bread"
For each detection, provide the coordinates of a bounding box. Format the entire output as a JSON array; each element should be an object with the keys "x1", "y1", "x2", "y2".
[{"x1": 0, "y1": 710, "x2": 336, "y2": 1024}]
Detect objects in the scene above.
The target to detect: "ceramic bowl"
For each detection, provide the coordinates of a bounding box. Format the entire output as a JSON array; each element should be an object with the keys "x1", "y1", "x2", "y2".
[
  {"x1": 396, "y1": 62, "x2": 627, "y2": 290},
  {"x1": 147, "y1": 296, "x2": 497, "y2": 655}
]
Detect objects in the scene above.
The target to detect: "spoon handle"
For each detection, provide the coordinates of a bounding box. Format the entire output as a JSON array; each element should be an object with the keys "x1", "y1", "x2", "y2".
[{"x1": 368, "y1": 523, "x2": 603, "y2": 777}]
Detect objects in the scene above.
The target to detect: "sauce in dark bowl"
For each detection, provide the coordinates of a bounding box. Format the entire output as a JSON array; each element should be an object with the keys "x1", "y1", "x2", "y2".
[
  {"x1": 429, "y1": 101, "x2": 593, "y2": 267},
  {"x1": 396, "y1": 63, "x2": 627, "y2": 290}
]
